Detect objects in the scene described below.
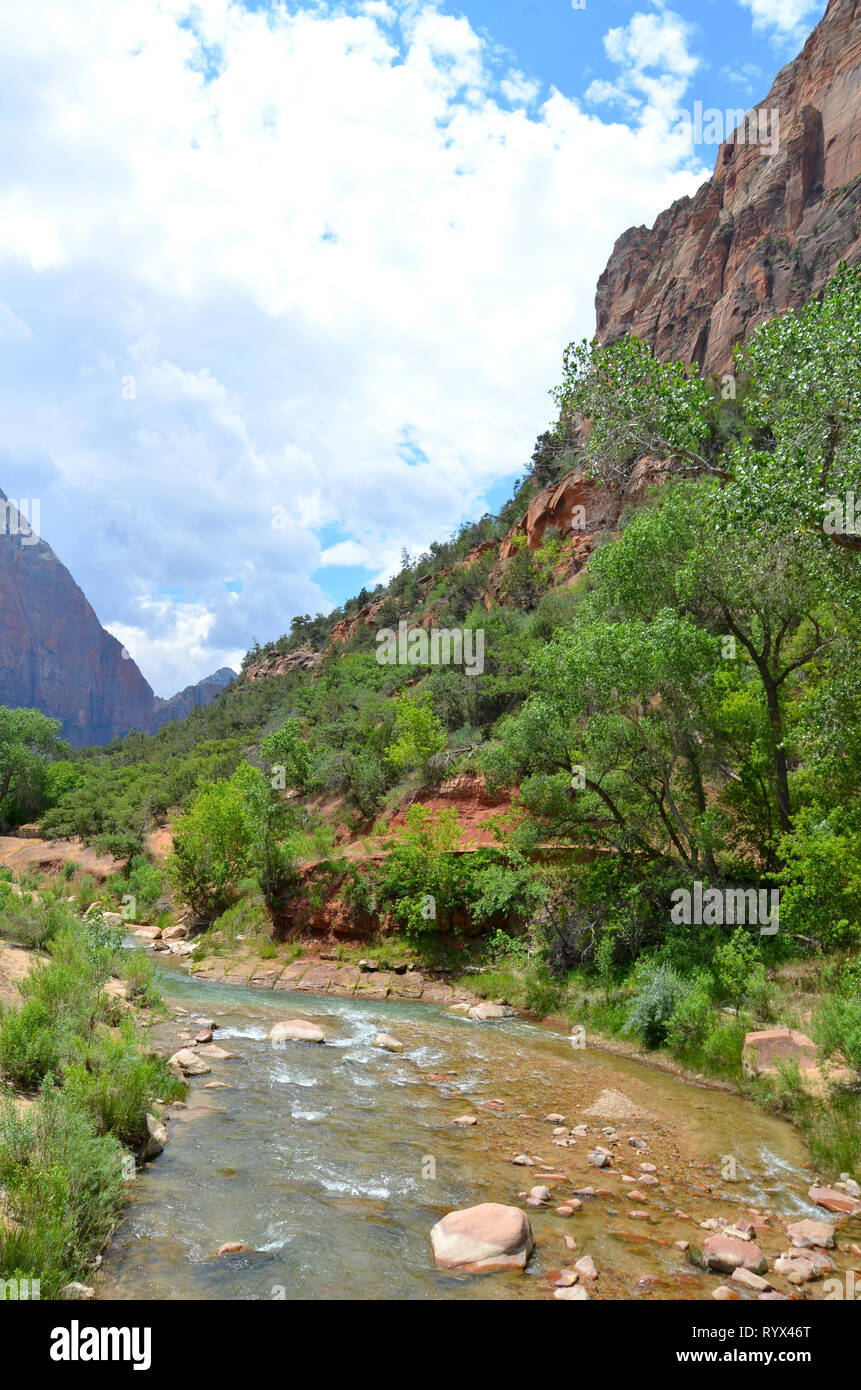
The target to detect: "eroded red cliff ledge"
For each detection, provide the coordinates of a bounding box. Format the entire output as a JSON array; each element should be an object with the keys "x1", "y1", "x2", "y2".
[{"x1": 596, "y1": 0, "x2": 861, "y2": 376}]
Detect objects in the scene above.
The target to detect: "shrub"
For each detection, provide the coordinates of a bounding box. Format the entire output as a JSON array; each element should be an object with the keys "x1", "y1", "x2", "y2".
[
  {"x1": 0, "y1": 998, "x2": 63, "y2": 1088},
  {"x1": 623, "y1": 961, "x2": 691, "y2": 1047},
  {"x1": 63, "y1": 1026, "x2": 183, "y2": 1148},
  {"x1": 665, "y1": 972, "x2": 713, "y2": 1053},
  {"x1": 0, "y1": 1088, "x2": 127, "y2": 1299}
]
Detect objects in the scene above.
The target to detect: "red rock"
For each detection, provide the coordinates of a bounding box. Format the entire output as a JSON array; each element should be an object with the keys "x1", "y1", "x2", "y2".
[
  {"x1": 563, "y1": 1235, "x2": 579, "y2": 1251},
  {"x1": 786, "y1": 1218, "x2": 836, "y2": 1249},
  {"x1": 574, "y1": 1255, "x2": 598, "y2": 1281},
  {"x1": 430, "y1": 1204, "x2": 534, "y2": 1273},
  {"x1": 596, "y1": 0, "x2": 861, "y2": 377},
  {"x1": 703, "y1": 1234, "x2": 767, "y2": 1275},
  {"x1": 808, "y1": 1184, "x2": 861, "y2": 1216},
  {"x1": 742, "y1": 1029, "x2": 820, "y2": 1079},
  {"x1": 630, "y1": 1210, "x2": 650, "y2": 1220},
  {"x1": 215, "y1": 1243, "x2": 248, "y2": 1256}
]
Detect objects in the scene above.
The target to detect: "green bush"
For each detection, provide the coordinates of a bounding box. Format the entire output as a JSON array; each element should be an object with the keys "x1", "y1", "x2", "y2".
[
  {"x1": 0, "y1": 998, "x2": 64, "y2": 1088},
  {"x1": 623, "y1": 960, "x2": 691, "y2": 1047},
  {"x1": 0, "y1": 1088, "x2": 127, "y2": 1299},
  {"x1": 665, "y1": 972, "x2": 713, "y2": 1053},
  {"x1": 63, "y1": 1025, "x2": 183, "y2": 1148}
]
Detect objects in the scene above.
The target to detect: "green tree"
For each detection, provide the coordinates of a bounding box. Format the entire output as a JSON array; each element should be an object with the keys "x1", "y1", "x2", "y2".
[
  {"x1": 384, "y1": 694, "x2": 446, "y2": 772},
  {"x1": 0, "y1": 706, "x2": 66, "y2": 828},
  {"x1": 167, "y1": 777, "x2": 253, "y2": 918}
]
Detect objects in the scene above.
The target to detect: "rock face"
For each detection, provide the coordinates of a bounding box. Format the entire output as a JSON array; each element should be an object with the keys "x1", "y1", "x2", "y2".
[
  {"x1": 429, "y1": 1203, "x2": 534, "y2": 1273},
  {"x1": 152, "y1": 668, "x2": 236, "y2": 731},
  {"x1": 596, "y1": 0, "x2": 861, "y2": 376},
  {"x1": 0, "y1": 492, "x2": 154, "y2": 748}
]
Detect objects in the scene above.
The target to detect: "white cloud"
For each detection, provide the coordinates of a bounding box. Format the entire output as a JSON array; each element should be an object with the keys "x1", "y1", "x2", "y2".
[
  {"x1": 0, "y1": 0, "x2": 708, "y2": 694},
  {"x1": 586, "y1": 8, "x2": 701, "y2": 131},
  {"x1": 737, "y1": 0, "x2": 824, "y2": 46}
]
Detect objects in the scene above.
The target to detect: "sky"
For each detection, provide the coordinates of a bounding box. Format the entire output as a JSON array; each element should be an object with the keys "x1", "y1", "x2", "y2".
[{"x1": 0, "y1": 0, "x2": 827, "y2": 695}]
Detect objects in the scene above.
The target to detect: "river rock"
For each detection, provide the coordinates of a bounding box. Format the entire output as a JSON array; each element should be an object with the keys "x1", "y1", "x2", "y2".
[
  {"x1": 554, "y1": 1284, "x2": 588, "y2": 1300},
  {"x1": 215, "y1": 1242, "x2": 249, "y2": 1256},
  {"x1": 527, "y1": 1185, "x2": 551, "y2": 1206},
  {"x1": 141, "y1": 1112, "x2": 168, "y2": 1159},
  {"x1": 169, "y1": 1048, "x2": 211, "y2": 1076},
  {"x1": 703, "y1": 1234, "x2": 767, "y2": 1275},
  {"x1": 808, "y1": 1183, "x2": 861, "y2": 1216},
  {"x1": 373, "y1": 1032, "x2": 404, "y2": 1053},
  {"x1": 268, "y1": 1019, "x2": 325, "y2": 1044},
  {"x1": 161, "y1": 923, "x2": 189, "y2": 941},
  {"x1": 197, "y1": 1043, "x2": 235, "y2": 1060},
  {"x1": 430, "y1": 1203, "x2": 534, "y2": 1273},
  {"x1": 133, "y1": 925, "x2": 162, "y2": 940},
  {"x1": 468, "y1": 1001, "x2": 515, "y2": 1021},
  {"x1": 786, "y1": 1217, "x2": 835, "y2": 1249},
  {"x1": 453, "y1": 1115, "x2": 477, "y2": 1126},
  {"x1": 61, "y1": 1283, "x2": 96, "y2": 1300},
  {"x1": 731, "y1": 1267, "x2": 771, "y2": 1292},
  {"x1": 574, "y1": 1254, "x2": 598, "y2": 1281},
  {"x1": 773, "y1": 1250, "x2": 834, "y2": 1283}
]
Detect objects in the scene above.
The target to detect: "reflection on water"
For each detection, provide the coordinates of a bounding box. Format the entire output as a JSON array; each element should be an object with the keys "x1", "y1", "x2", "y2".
[{"x1": 100, "y1": 960, "x2": 825, "y2": 1301}]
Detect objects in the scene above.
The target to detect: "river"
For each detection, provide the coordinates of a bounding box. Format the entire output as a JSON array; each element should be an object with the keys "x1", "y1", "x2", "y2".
[{"x1": 99, "y1": 956, "x2": 834, "y2": 1301}]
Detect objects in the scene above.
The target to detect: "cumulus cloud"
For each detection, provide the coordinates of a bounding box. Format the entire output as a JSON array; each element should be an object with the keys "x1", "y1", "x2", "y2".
[
  {"x1": 586, "y1": 7, "x2": 701, "y2": 130},
  {"x1": 0, "y1": 0, "x2": 708, "y2": 694},
  {"x1": 737, "y1": 0, "x2": 825, "y2": 46}
]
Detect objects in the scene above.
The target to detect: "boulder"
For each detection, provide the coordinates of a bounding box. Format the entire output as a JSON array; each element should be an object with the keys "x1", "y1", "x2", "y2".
[
  {"x1": 373, "y1": 1032, "x2": 404, "y2": 1053},
  {"x1": 140, "y1": 1112, "x2": 168, "y2": 1159},
  {"x1": 161, "y1": 923, "x2": 189, "y2": 941},
  {"x1": 808, "y1": 1183, "x2": 861, "y2": 1216},
  {"x1": 468, "y1": 1001, "x2": 515, "y2": 1021},
  {"x1": 703, "y1": 1234, "x2": 767, "y2": 1275},
  {"x1": 774, "y1": 1250, "x2": 834, "y2": 1283},
  {"x1": 133, "y1": 925, "x2": 162, "y2": 940},
  {"x1": 169, "y1": 1048, "x2": 211, "y2": 1076},
  {"x1": 430, "y1": 1203, "x2": 534, "y2": 1273},
  {"x1": 786, "y1": 1218, "x2": 836, "y2": 1249},
  {"x1": 553, "y1": 1284, "x2": 589, "y2": 1300},
  {"x1": 197, "y1": 1043, "x2": 235, "y2": 1060},
  {"x1": 61, "y1": 1283, "x2": 96, "y2": 1300},
  {"x1": 742, "y1": 1028, "x2": 819, "y2": 1080},
  {"x1": 268, "y1": 1019, "x2": 325, "y2": 1044}
]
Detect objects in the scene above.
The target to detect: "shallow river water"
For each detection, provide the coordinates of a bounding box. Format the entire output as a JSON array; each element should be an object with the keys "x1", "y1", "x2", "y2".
[{"x1": 99, "y1": 958, "x2": 840, "y2": 1301}]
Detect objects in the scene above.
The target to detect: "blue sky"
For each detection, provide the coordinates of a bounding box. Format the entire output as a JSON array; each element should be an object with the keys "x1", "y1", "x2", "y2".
[{"x1": 0, "y1": 0, "x2": 827, "y2": 693}]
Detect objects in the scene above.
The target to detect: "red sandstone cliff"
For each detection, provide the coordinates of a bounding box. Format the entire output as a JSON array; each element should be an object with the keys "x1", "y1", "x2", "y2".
[
  {"x1": 596, "y1": 0, "x2": 861, "y2": 375},
  {"x1": 0, "y1": 493, "x2": 154, "y2": 748}
]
